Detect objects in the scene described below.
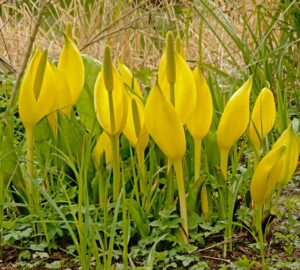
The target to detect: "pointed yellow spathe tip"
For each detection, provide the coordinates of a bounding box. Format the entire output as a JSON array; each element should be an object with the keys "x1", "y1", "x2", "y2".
[
  {"x1": 217, "y1": 76, "x2": 253, "y2": 151},
  {"x1": 58, "y1": 34, "x2": 84, "y2": 106},
  {"x1": 248, "y1": 87, "x2": 276, "y2": 153}
]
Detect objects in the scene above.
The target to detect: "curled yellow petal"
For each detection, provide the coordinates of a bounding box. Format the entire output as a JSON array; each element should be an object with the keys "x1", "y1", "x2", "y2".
[
  {"x1": 217, "y1": 76, "x2": 253, "y2": 150},
  {"x1": 144, "y1": 83, "x2": 186, "y2": 160},
  {"x1": 250, "y1": 145, "x2": 286, "y2": 204},
  {"x1": 58, "y1": 35, "x2": 84, "y2": 106},
  {"x1": 158, "y1": 51, "x2": 196, "y2": 124},
  {"x1": 187, "y1": 67, "x2": 213, "y2": 140},
  {"x1": 248, "y1": 87, "x2": 276, "y2": 153},
  {"x1": 94, "y1": 67, "x2": 128, "y2": 135}
]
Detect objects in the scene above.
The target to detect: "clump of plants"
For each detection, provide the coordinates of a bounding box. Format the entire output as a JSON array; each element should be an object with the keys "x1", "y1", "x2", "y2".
[{"x1": 0, "y1": 25, "x2": 299, "y2": 270}]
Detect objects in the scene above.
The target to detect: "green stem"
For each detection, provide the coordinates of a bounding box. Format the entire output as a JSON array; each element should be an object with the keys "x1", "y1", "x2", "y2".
[
  {"x1": 137, "y1": 148, "x2": 146, "y2": 194},
  {"x1": 107, "y1": 90, "x2": 120, "y2": 202},
  {"x1": 173, "y1": 159, "x2": 188, "y2": 243},
  {"x1": 25, "y1": 127, "x2": 36, "y2": 212},
  {"x1": 272, "y1": 184, "x2": 283, "y2": 212},
  {"x1": 26, "y1": 128, "x2": 34, "y2": 179},
  {"x1": 122, "y1": 167, "x2": 128, "y2": 270},
  {"x1": 111, "y1": 135, "x2": 120, "y2": 202},
  {"x1": 194, "y1": 139, "x2": 201, "y2": 181},
  {"x1": 194, "y1": 139, "x2": 209, "y2": 214},
  {"x1": 256, "y1": 203, "x2": 266, "y2": 269},
  {"x1": 201, "y1": 185, "x2": 209, "y2": 215},
  {"x1": 220, "y1": 147, "x2": 229, "y2": 257}
]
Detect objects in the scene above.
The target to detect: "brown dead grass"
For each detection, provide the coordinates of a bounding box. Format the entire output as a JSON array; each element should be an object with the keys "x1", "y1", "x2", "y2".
[{"x1": 0, "y1": 0, "x2": 277, "y2": 73}]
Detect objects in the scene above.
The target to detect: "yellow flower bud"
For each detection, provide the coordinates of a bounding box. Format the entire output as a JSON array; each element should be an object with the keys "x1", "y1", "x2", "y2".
[
  {"x1": 248, "y1": 87, "x2": 276, "y2": 154},
  {"x1": 217, "y1": 76, "x2": 252, "y2": 175},
  {"x1": 187, "y1": 67, "x2": 213, "y2": 140},
  {"x1": 217, "y1": 76, "x2": 253, "y2": 150},
  {"x1": 57, "y1": 33, "x2": 84, "y2": 110}
]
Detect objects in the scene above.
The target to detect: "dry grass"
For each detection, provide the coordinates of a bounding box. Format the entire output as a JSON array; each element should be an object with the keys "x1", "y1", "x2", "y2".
[{"x1": 0, "y1": 0, "x2": 280, "y2": 74}]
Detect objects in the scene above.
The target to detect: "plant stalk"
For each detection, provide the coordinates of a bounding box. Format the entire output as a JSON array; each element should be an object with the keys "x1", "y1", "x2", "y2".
[{"x1": 173, "y1": 159, "x2": 188, "y2": 243}]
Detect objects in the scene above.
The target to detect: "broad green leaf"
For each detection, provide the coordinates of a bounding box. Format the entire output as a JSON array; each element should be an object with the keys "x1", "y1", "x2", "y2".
[{"x1": 76, "y1": 54, "x2": 102, "y2": 134}]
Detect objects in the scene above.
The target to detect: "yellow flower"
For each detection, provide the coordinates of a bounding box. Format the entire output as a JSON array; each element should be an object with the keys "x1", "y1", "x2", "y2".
[
  {"x1": 248, "y1": 88, "x2": 276, "y2": 154},
  {"x1": 94, "y1": 53, "x2": 128, "y2": 136},
  {"x1": 158, "y1": 34, "x2": 196, "y2": 124},
  {"x1": 144, "y1": 83, "x2": 186, "y2": 161},
  {"x1": 93, "y1": 132, "x2": 113, "y2": 169},
  {"x1": 217, "y1": 76, "x2": 253, "y2": 175},
  {"x1": 18, "y1": 48, "x2": 56, "y2": 130},
  {"x1": 46, "y1": 31, "x2": 84, "y2": 135},
  {"x1": 118, "y1": 61, "x2": 149, "y2": 151},
  {"x1": 57, "y1": 33, "x2": 84, "y2": 117},
  {"x1": 250, "y1": 145, "x2": 286, "y2": 204},
  {"x1": 272, "y1": 125, "x2": 299, "y2": 185},
  {"x1": 187, "y1": 67, "x2": 213, "y2": 140}
]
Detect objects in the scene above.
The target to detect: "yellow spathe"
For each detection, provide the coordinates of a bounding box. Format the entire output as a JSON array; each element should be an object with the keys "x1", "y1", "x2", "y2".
[
  {"x1": 272, "y1": 125, "x2": 300, "y2": 185},
  {"x1": 19, "y1": 48, "x2": 56, "y2": 129},
  {"x1": 217, "y1": 76, "x2": 253, "y2": 150},
  {"x1": 158, "y1": 51, "x2": 196, "y2": 125},
  {"x1": 94, "y1": 66, "x2": 128, "y2": 136},
  {"x1": 250, "y1": 145, "x2": 286, "y2": 204},
  {"x1": 144, "y1": 83, "x2": 186, "y2": 161},
  {"x1": 58, "y1": 35, "x2": 84, "y2": 110},
  {"x1": 187, "y1": 67, "x2": 213, "y2": 140},
  {"x1": 248, "y1": 88, "x2": 276, "y2": 153}
]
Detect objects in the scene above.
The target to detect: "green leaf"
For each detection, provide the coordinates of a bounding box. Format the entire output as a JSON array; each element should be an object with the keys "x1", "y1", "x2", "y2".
[
  {"x1": 0, "y1": 125, "x2": 26, "y2": 199},
  {"x1": 46, "y1": 261, "x2": 62, "y2": 269},
  {"x1": 76, "y1": 54, "x2": 102, "y2": 134},
  {"x1": 126, "y1": 198, "x2": 150, "y2": 237}
]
